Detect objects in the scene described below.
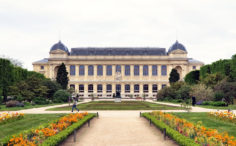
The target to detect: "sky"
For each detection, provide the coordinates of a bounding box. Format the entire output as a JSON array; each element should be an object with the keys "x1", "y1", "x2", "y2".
[{"x1": 0, "y1": 0, "x2": 235, "y2": 70}]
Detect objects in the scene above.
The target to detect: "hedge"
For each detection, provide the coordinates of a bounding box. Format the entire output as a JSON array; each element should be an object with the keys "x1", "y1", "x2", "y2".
[{"x1": 141, "y1": 113, "x2": 199, "y2": 146}]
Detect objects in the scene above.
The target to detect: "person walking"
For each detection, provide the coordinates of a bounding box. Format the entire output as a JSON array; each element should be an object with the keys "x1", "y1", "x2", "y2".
[{"x1": 72, "y1": 97, "x2": 79, "y2": 112}]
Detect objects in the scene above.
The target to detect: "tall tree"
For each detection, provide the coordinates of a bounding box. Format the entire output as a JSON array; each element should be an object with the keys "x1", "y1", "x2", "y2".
[
  {"x1": 169, "y1": 69, "x2": 180, "y2": 83},
  {"x1": 56, "y1": 63, "x2": 69, "y2": 89}
]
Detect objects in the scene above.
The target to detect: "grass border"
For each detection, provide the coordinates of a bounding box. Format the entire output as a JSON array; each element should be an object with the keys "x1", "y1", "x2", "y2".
[{"x1": 141, "y1": 113, "x2": 199, "y2": 146}]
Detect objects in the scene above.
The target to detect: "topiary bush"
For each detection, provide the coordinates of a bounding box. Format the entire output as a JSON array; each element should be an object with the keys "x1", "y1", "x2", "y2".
[{"x1": 53, "y1": 90, "x2": 70, "y2": 103}]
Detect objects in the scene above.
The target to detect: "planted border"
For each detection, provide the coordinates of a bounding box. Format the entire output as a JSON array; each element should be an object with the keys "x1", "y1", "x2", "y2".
[
  {"x1": 209, "y1": 111, "x2": 236, "y2": 124},
  {"x1": 0, "y1": 112, "x2": 24, "y2": 125},
  {"x1": 3, "y1": 113, "x2": 96, "y2": 146},
  {"x1": 142, "y1": 113, "x2": 198, "y2": 146}
]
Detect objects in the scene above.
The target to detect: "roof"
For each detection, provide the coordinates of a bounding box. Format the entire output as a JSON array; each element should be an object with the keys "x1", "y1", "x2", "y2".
[
  {"x1": 70, "y1": 47, "x2": 167, "y2": 56},
  {"x1": 168, "y1": 41, "x2": 187, "y2": 53},
  {"x1": 188, "y1": 58, "x2": 204, "y2": 64},
  {"x1": 33, "y1": 58, "x2": 48, "y2": 64},
  {"x1": 50, "y1": 41, "x2": 69, "y2": 54}
]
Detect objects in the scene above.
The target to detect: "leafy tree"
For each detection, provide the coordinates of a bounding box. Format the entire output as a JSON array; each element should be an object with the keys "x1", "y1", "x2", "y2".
[
  {"x1": 201, "y1": 73, "x2": 224, "y2": 88},
  {"x1": 176, "y1": 84, "x2": 192, "y2": 101},
  {"x1": 53, "y1": 90, "x2": 70, "y2": 103},
  {"x1": 56, "y1": 63, "x2": 69, "y2": 89},
  {"x1": 190, "y1": 84, "x2": 214, "y2": 102},
  {"x1": 185, "y1": 70, "x2": 200, "y2": 85},
  {"x1": 42, "y1": 79, "x2": 61, "y2": 100},
  {"x1": 169, "y1": 69, "x2": 180, "y2": 83}
]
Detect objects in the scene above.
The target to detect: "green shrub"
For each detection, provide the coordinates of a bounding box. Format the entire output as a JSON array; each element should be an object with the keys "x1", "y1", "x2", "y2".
[
  {"x1": 202, "y1": 101, "x2": 227, "y2": 106},
  {"x1": 53, "y1": 90, "x2": 70, "y2": 103},
  {"x1": 142, "y1": 113, "x2": 199, "y2": 146},
  {"x1": 214, "y1": 91, "x2": 224, "y2": 101},
  {"x1": 32, "y1": 97, "x2": 49, "y2": 105},
  {"x1": 6, "y1": 100, "x2": 20, "y2": 107}
]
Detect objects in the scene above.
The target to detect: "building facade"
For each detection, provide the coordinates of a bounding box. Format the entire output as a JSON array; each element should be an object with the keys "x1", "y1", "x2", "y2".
[{"x1": 33, "y1": 41, "x2": 203, "y2": 98}]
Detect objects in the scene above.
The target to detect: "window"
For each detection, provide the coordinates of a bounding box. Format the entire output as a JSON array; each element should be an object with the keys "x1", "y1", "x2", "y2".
[
  {"x1": 134, "y1": 84, "x2": 139, "y2": 93},
  {"x1": 152, "y1": 65, "x2": 157, "y2": 76},
  {"x1": 40, "y1": 66, "x2": 44, "y2": 70},
  {"x1": 161, "y1": 65, "x2": 167, "y2": 76},
  {"x1": 116, "y1": 84, "x2": 121, "y2": 92},
  {"x1": 70, "y1": 65, "x2": 75, "y2": 76},
  {"x1": 97, "y1": 65, "x2": 103, "y2": 76},
  {"x1": 152, "y1": 84, "x2": 158, "y2": 93},
  {"x1": 79, "y1": 65, "x2": 85, "y2": 76},
  {"x1": 88, "y1": 65, "x2": 94, "y2": 76},
  {"x1": 134, "y1": 65, "x2": 139, "y2": 76},
  {"x1": 193, "y1": 66, "x2": 196, "y2": 70},
  {"x1": 106, "y1": 84, "x2": 112, "y2": 93},
  {"x1": 116, "y1": 65, "x2": 121, "y2": 73},
  {"x1": 143, "y1": 65, "x2": 149, "y2": 76},
  {"x1": 79, "y1": 85, "x2": 84, "y2": 93},
  {"x1": 162, "y1": 84, "x2": 166, "y2": 89},
  {"x1": 125, "y1": 65, "x2": 130, "y2": 76},
  {"x1": 88, "y1": 84, "x2": 93, "y2": 93},
  {"x1": 97, "y1": 84, "x2": 103, "y2": 93},
  {"x1": 70, "y1": 84, "x2": 75, "y2": 89},
  {"x1": 125, "y1": 84, "x2": 130, "y2": 93},
  {"x1": 143, "y1": 84, "x2": 149, "y2": 93},
  {"x1": 106, "y1": 65, "x2": 112, "y2": 76}
]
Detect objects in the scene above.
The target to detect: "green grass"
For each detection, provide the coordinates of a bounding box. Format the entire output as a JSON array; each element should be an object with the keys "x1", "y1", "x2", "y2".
[
  {"x1": 0, "y1": 103, "x2": 64, "y2": 111},
  {"x1": 0, "y1": 114, "x2": 65, "y2": 141},
  {"x1": 173, "y1": 112, "x2": 236, "y2": 137},
  {"x1": 47, "y1": 101, "x2": 185, "y2": 111},
  {"x1": 197, "y1": 104, "x2": 236, "y2": 110}
]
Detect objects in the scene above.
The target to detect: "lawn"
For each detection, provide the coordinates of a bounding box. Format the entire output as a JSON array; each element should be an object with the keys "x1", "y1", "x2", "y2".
[
  {"x1": 173, "y1": 112, "x2": 236, "y2": 137},
  {"x1": 0, "y1": 114, "x2": 65, "y2": 141},
  {"x1": 0, "y1": 103, "x2": 65, "y2": 111},
  {"x1": 197, "y1": 104, "x2": 236, "y2": 110},
  {"x1": 47, "y1": 101, "x2": 184, "y2": 111}
]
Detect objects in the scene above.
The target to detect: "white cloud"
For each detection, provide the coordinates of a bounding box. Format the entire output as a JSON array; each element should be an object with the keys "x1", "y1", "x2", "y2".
[{"x1": 0, "y1": 0, "x2": 235, "y2": 70}]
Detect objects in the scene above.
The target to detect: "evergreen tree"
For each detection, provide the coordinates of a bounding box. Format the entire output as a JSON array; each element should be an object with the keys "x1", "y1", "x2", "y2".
[
  {"x1": 56, "y1": 63, "x2": 69, "y2": 89},
  {"x1": 169, "y1": 69, "x2": 180, "y2": 83}
]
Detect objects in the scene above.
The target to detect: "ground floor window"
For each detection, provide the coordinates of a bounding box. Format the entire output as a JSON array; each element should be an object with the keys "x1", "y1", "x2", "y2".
[
  {"x1": 162, "y1": 84, "x2": 166, "y2": 89},
  {"x1": 152, "y1": 84, "x2": 158, "y2": 93},
  {"x1": 97, "y1": 84, "x2": 102, "y2": 93},
  {"x1": 143, "y1": 84, "x2": 149, "y2": 93},
  {"x1": 116, "y1": 84, "x2": 121, "y2": 92},
  {"x1": 88, "y1": 84, "x2": 93, "y2": 93},
  {"x1": 134, "y1": 84, "x2": 139, "y2": 93},
  {"x1": 79, "y1": 85, "x2": 84, "y2": 93},
  {"x1": 106, "y1": 84, "x2": 112, "y2": 93},
  {"x1": 125, "y1": 84, "x2": 130, "y2": 93}
]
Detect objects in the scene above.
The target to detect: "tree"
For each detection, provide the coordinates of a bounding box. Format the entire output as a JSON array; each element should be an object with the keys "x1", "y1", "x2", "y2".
[
  {"x1": 185, "y1": 70, "x2": 200, "y2": 85},
  {"x1": 190, "y1": 84, "x2": 214, "y2": 102},
  {"x1": 169, "y1": 69, "x2": 180, "y2": 83},
  {"x1": 56, "y1": 63, "x2": 69, "y2": 89},
  {"x1": 201, "y1": 73, "x2": 224, "y2": 88},
  {"x1": 53, "y1": 90, "x2": 70, "y2": 103},
  {"x1": 42, "y1": 79, "x2": 61, "y2": 100}
]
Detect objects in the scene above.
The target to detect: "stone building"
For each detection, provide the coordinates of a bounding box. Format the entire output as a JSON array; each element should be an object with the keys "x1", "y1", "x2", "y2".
[{"x1": 33, "y1": 41, "x2": 203, "y2": 98}]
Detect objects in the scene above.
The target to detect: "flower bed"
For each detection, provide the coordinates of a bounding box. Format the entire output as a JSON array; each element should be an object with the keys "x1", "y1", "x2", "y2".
[
  {"x1": 209, "y1": 111, "x2": 236, "y2": 124},
  {"x1": 5, "y1": 112, "x2": 95, "y2": 146},
  {"x1": 0, "y1": 112, "x2": 24, "y2": 125},
  {"x1": 143, "y1": 111, "x2": 236, "y2": 146}
]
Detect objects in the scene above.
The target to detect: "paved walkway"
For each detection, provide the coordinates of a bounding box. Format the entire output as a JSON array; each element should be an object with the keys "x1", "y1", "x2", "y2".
[{"x1": 60, "y1": 112, "x2": 177, "y2": 146}]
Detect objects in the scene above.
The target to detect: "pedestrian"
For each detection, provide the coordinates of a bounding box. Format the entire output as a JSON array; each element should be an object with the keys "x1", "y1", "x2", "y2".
[{"x1": 72, "y1": 97, "x2": 79, "y2": 112}]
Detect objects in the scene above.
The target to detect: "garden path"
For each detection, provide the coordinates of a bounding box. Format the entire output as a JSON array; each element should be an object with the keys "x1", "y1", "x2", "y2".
[{"x1": 60, "y1": 110, "x2": 177, "y2": 146}]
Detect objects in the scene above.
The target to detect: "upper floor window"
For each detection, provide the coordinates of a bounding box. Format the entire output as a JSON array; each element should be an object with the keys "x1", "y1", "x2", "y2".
[
  {"x1": 125, "y1": 65, "x2": 130, "y2": 76},
  {"x1": 143, "y1": 84, "x2": 149, "y2": 93},
  {"x1": 134, "y1": 84, "x2": 139, "y2": 93},
  {"x1": 88, "y1": 84, "x2": 93, "y2": 93},
  {"x1": 97, "y1": 65, "x2": 103, "y2": 76},
  {"x1": 125, "y1": 84, "x2": 130, "y2": 93},
  {"x1": 70, "y1": 65, "x2": 75, "y2": 76},
  {"x1": 116, "y1": 65, "x2": 121, "y2": 73},
  {"x1": 88, "y1": 65, "x2": 94, "y2": 76},
  {"x1": 79, "y1": 65, "x2": 85, "y2": 76},
  {"x1": 97, "y1": 84, "x2": 103, "y2": 93},
  {"x1": 152, "y1": 65, "x2": 157, "y2": 76},
  {"x1": 152, "y1": 84, "x2": 158, "y2": 93},
  {"x1": 161, "y1": 65, "x2": 167, "y2": 76},
  {"x1": 106, "y1": 84, "x2": 112, "y2": 93},
  {"x1": 40, "y1": 66, "x2": 44, "y2": 70},
  {"x1": 106, "y1": 65, "x2": 112, "y2": 76},
  {"x1": 134, "y1": 65, "x2": 139, "y2": 76},
  {"x1": 193, "y1": 66, "x2": 196, "y2": 70},
  {"x1": 79, "y1": 84, "x2": 84, "y2": 93},
  {"x1": 143, "y1": 65, "x2": 149, "y2": 76}
]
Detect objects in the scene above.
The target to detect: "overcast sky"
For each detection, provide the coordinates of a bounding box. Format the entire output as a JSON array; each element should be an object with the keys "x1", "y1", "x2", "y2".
[{"x1": 0, "y1": 0, "x2": 235, "y2": 70}]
